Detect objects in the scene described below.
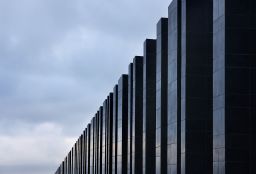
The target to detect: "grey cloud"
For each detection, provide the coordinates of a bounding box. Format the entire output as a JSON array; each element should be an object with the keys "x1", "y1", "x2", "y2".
[{"x1": 0, "y1": 0, "x2": 171, "y2": 173}]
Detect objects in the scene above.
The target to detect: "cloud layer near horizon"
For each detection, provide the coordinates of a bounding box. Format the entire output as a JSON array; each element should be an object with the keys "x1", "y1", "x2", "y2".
[{"x1": 0, "y1": 0, "x2": 171, "y2": 173}]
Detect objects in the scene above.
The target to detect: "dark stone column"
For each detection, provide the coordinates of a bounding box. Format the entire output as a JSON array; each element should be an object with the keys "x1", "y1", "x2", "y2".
[
  {"x1": 83, "y1": 129, "x2": 87, "y2": 174},
  {"x1": 143, "y1": 39, "x2": 156, "y2": 174},
  {"x1": 106, "y1": 98, "x2": 109, "y2": 174},
  {"x1": 213, "y1": 0, "x2": 256, "y2": 173},
  {"x1": 102, "y1": 100, "x2": 107, "y2": 174},
  {"x1": 90, "y1": 118, "x2": 94, "y2": 174},
  {"x1": 98, "y1": 107, "x2": 103, "y2": 174},
  {"x1": 87, "y1": 124, "x2": 91, "y2": 174},
  {"x1": 107, "y1": 93, "x2": 113, "y2": 174},
  {"x1": 112, "y1": 85, "x2": 118, "y2": 174},
  {"x1": 180, "y1": 0, "x2": 213, "y2": 173},
  {"x1": 127, "y1": 63, "x2": 133, "y2": 174},
  {"x1": 168, "y1": 0, "x2": 181, "y2": 173},
  {"x1": 156, "y1": 18, "x2": 168, "y2": 174},
  {"x1": 117, "y1": 75, "x2": 128, "y2": 174},
  {"x1": 95, "y1": 113, "x2": 99, "y2": 174},
  {"x1": 71, "y1": 146, "x2": 74, "y2": 174},
  {"x1": 132, "y1": 56, "x2": 144, "y2": 174}
]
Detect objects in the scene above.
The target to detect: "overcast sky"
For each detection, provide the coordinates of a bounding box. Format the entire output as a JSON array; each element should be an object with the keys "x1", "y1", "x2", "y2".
[{"x1": 0, "y1": 0, "x2": 171, "y2": 173}]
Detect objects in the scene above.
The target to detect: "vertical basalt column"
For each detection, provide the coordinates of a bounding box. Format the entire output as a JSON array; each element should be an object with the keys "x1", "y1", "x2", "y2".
[
  {"x1": 84, "y1": 129, "x2": 87, "y2": 174},
  {"x1": 81, "y1": 133, "x2": 83, "y2": 174},
  {"x1": 107, "y1": 93, "x2": 114, "y2": 174},
  {"x1": 71, "y1": 147, "x2": 74, "y2": 174},
  {"x1": 90, "y1": 118, "x2": 94, "y2": 174},
  {"x1": 213, "y1": 0, "x2": 256, "y2": 173},
  {"x1": 117, "y1": 75, "x2": 128, "y2": 174},
  {"x1": 105, "y1": 96, "x2": 109, "y2": 174},
  {"x1": 127, "y1": 63, "x2": 133, "y2": 174},
  {"x1": 155, "y1": 18, "x2": 168, "y2": 174},
  {"x1": 95, "y1": 113, "x2": 99, "y2": 174},
  {"x1": 180, "y1": 0, "x2": 213, "y2": 173},
  {"x1": 131, "y1": 56, "x2": 143, "y2": 174},
  {"x1": 112, "y1": 85, "x2": 118, "y2": 174},
  {"x1": 102, "y1": 100, "x2": 107, "y2": 174},
  {"x1": 87, "y1": 124, "x2": 91, "y2": 174},
  {"x1": 167, "y1": 0, "x2": 181, "y2": 173},
  {"x1": 143, "y1": 39, "x2": 157, "y2": 174},
  {"x1": 98, "y1": 108, "x2": 103, "y2": 174}
]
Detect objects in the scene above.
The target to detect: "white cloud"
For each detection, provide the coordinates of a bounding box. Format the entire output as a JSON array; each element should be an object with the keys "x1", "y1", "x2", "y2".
[{"x1": 0, "y1": 122, "x2": 76, "y2": 173}]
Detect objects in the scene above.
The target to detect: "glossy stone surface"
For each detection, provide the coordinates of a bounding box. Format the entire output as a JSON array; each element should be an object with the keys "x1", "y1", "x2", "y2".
[
  {"x1": 180, "y1": 0, "x2": 213, "y2": 173},
  {"x1": 213, "y1": 0, "x2": 256, "y2": 173},
  {"x1": 143, "y1": 39, "x2": 156, "y2": 174},
  {"x1": 117, "y1": 75, "x2": 128, "y2": 174},
  {"x1": 156, "y1": 17, "x2": 168, "y2": 174},
  {"x1": 167, "y1": 1, "x2": 181, "y2": 173},
  {"x1": 131, "y1": 56, "x2": 144, "y2": 174}
]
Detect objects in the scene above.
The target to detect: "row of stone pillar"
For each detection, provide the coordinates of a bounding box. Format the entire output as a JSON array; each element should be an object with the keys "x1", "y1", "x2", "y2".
[{"x1": 55, "y1": 0, "x2": 256, "y2": 173}]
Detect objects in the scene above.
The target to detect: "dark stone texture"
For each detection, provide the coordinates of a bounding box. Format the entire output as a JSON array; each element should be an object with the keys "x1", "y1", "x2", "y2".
[
  {"x1": 127, "y1": 63, "x2": 133, "y2": 174},
  {"x1": 132, "y1": 56, "x2": 144, "y2": 174},
  {"x1": 117, "y1": 75, "x2": 128, "y2": 174},
  {"x1": 168, "y1": 1, "x2": 181, "y2": 174},
  {"x1": 156, "y1": 17, "x2": 168, "y2": 174},
  {"x1": 143, "y1": 39, "x2": 156, "y2": 174},
  {"x1": 213, "y1": 0, "x2": 256, "y2": 173},
  {"x1": 180, "y1": 0, "x2": 213, "y2": 173}
]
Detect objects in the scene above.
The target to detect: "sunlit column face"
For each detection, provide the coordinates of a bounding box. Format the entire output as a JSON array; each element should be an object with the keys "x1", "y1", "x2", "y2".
[{"x1": 167, "y1": 1, "x2": 181, "y2": 173}]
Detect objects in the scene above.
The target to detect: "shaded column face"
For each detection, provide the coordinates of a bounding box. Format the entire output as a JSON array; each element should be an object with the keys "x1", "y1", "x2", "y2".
[
  {"x1": 167, "y1": 0, "x2": 181, "y2": 173},
  {"x1": 213, "y1": 0, "x2": 256, "y2": 173},
  {"x1": 143, "y1": 39, "x2": 157, "y2": 174},
  {"x1": 96, "y1": 110, "x2": 101, "y2": 174},
  {"x1": 102, "y1": 100, "x2": 107, "y2": 174},
  {"x1": 112, "y1": 86, "x2": 118, "y2": 174},
  {"x1": 107, "y1": 93, "x2": 113, "y2": 174},
  {"x1": 131, "y1": 56, "x2": 144, "y2": 174},
  {"x1": 84, "y1": 129, "x2": 87, "y2": 174},
  {"x1": 127, "y1": 63, "x2": 133, "y2": 174},
  {"x1": 87, "y1": 124, "x2": 91, "y2": 174},
  {"x1": 90, "y1": 119, "x2": 94, "y2": 174},
  {"x1": 156, "y1": 18, "x2": 168, "y2": 174},
  {"x1": 180, "y1": 0, "x2": 213, "y2": 173},
  {"x1": 98, "y1": 107, "x2": 103, "y2": 174},
  {"x1": 95, "y1": 113, "x2": 99, "y2": 174},
  {"x1": 117, "y1": 75, "x2": 128, "y2": 174}
]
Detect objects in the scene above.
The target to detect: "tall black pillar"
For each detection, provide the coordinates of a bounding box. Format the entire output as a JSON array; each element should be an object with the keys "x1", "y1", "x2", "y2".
[
  {"x1": 112, "y1": 85, "x2": 118, "y2": 174},
  {"x1": 127, "y1": 63, "x2": 133, "y2": 174},
  {"x1": 143, "y1": 39, "x2": 156, "y2": 174},
  {"x1": 107, "y1": 93, "x2": 114, "y2": 174},
  {"x1": 180, "y1": 0, "x2": 213, "y2": 173},
  {"x1": 155, "y1": 18, "x2": 168, "y2": 174},
  {"x1": 131, "y1": 56, "x2": 144, "y2": 174},
  {"x1": 102, "y1": 100, "x2": 107, "y2": 174},
  {"x1": 95, "y1": 113, "x2": 99, "y2": 174},
  {"x1": 83, "y1": 129, "x2": 87, "y2": 174},
  {"x1": 98, "y1": 107, "x2": 103, "y2": 174},
  {"x1": 87, "y1": 124, "x2": 91, "y2": 174},
  {"x1": 213, "y1": 0, "x2": 256, "y2": 173},
  {"x1": 168, "y1": 0, "x2": 181, "y2": 173},
  {"x1": 117, "y1": 75, "x2": 128, "y2": 174},
  {"x1": 90, "y1": 118, "x2": 94, "y2": 174}
]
